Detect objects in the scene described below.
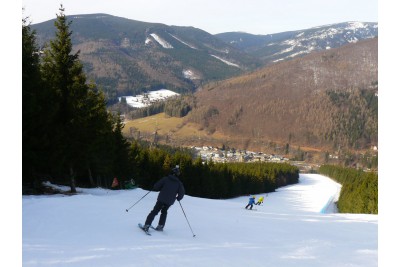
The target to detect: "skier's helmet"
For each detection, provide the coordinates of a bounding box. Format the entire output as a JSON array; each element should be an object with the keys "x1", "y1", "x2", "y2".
[{"x1": 172, "y1": 165, "x2": 180, "y2": 176}]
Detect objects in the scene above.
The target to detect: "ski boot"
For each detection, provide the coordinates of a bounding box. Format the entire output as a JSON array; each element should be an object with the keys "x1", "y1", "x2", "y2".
[
  {"x1": 143, "y1": 224, "x2": 150, "y2": 232},
  {"x1": 155, "y1": 225, "x2": 164, "y2": 231}
]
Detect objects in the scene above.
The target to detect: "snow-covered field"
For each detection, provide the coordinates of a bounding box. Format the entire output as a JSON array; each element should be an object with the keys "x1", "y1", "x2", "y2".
[
  {"x1": 22, "y1": 174, "x2": 378, "y2": 266},
  {"x1": 118, "y1": 89, "x2": 179, "y2": 108}
]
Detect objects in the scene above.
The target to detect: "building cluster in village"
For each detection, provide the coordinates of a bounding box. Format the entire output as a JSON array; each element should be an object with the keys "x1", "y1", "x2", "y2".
[
  {"x1": 192, "y1": 146, "x2": 289, "y2": 163},
  {"x1": 191, "y1": 146, "x2": 321, "y2": 173}
]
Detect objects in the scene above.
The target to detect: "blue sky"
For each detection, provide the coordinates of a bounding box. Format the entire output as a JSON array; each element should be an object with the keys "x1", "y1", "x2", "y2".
[{"x1": 22, "y1": 0, "x2": 377, "y2": 34}]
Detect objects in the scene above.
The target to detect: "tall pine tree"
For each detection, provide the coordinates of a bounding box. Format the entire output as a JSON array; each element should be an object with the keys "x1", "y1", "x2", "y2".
[
  {"x1": 41, "y1": 5, "x2": 91, "y2": 193},
  {"x1": 22, "y1": 16, "x2": 56, "y2": 191},
  {"x1": 35, "y1": 5, "x2": 135, "y2": 191},
  {"x1": 23, "y1": 16, "x2": 42, "y2": 188}
]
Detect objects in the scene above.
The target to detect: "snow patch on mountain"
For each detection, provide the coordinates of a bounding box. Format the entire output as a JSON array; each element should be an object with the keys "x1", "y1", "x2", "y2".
[
  {"x1": 169, "y1": 34, "x2": 198, "y2": 49},
  {"x1": 145, "y1": 37, "x2": 152, "y2": 45},
  {"x1": 269, "y1": 22, "x2": 377, "y2": 63},
  {"x1": 183, "y1": 69, "x2": 200, "y2": 80},
  {"x1": 150, "y1": 33, "x2": 173, "y2": 49},
  {"x1": 211, "y1": 55, "x2": 240, "y2": 68}
]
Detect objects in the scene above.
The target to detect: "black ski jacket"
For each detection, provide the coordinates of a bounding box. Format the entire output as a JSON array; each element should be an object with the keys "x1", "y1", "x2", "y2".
[{"x1": 153, "y1": 174, "x2": 185, "y2": 206}]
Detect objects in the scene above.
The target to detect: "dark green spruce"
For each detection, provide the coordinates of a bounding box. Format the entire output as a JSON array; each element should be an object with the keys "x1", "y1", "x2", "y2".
[{"x1": 23, "y1": 5, "x2": 133, "y2": 193}]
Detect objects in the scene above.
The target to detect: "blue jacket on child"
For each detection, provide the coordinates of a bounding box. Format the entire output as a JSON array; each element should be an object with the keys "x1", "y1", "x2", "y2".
[{"x1": 248, "y1": 196, "x2": 255, "y2": 205}]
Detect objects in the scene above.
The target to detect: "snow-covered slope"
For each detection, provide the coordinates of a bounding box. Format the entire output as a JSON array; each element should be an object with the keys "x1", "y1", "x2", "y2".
[
  {"x1": 217, "y1": 22, "x2": 378, "y2": 64},
  {"x1": 22, "y1": 174, "x2": 377, "y2": 266}
]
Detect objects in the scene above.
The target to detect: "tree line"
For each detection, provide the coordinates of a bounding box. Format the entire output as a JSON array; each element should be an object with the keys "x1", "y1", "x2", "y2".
[
  {"x1": 319, "y1": 165, "x2": 378, "y2": 214},
  {"x1": 129, "y1": 141, "x2": 299, "y2": 199}
]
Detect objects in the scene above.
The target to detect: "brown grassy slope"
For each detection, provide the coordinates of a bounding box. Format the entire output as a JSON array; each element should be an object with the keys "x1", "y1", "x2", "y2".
[
  {"x1": 188, "y1": 38, "x2": 378, "y2": 150},
  {"x1": 122, "y1": 113, "x2": 231, "y2": 147}
]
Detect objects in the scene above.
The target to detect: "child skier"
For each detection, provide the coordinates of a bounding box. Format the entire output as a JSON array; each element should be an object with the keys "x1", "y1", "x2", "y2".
[
  {"x1": 245, "y1": 196, "x2": 256, "y2": 210},
  {"x1": 255, "y1": 196, "x2": 264, "y2": 205}
]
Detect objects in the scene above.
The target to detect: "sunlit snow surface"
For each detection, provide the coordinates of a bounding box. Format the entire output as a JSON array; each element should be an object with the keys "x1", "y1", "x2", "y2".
[
  {"x1": 22, "y1": 174, "x2": 377, "y2": 267},
  {"x1": 150, "y1": 33, "x2": 173, "y2": 49},
  {"x1": 119, "y1": 89, "x2": 179, "y2": 108}
]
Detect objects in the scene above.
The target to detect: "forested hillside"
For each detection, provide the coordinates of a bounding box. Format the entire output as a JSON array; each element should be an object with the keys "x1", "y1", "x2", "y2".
[
  {"x1": 32, "y1": 14, "x2": 260, "y2": 101},
  {"x1": 188, "y1": 38, "x2": 378, "y2": 151}
]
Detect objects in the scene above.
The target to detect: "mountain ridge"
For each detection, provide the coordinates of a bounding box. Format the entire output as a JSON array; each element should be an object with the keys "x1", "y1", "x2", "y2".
[
  {"x1": 216, "y1": 21, "x2": 378, "y2": 64},
  {"x1": 32, "y1": 14, "x2": 260, "y2": 99},
  {"x1": 32, "y1": 15, "x2": 377, "y2": 101}
]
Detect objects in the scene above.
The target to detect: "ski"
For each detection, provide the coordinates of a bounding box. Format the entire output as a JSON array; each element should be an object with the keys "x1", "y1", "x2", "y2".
[
  {"x1": 138, "y1": 223, "x2": 151, "y2": 235},
  {"x1": 244, "y1": 208, "x2": 257, "y2": 211}
]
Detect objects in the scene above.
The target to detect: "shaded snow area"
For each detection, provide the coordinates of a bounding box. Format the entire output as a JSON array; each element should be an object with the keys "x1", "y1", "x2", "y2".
[
  {"x1": 22, "y1": 174, "x2": 377, "y2": 266},
  {"x1": 118, "y1": 89, "x2": 179, "y2": 108}
]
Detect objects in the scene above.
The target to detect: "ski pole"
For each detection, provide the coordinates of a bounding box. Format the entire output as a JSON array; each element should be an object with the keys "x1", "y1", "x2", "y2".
[
  {"x1": 125, "y1": 191, "x2": 151, "y2": 212},
  {"x1": 178, "y1": 201, "x2": 196, "y2": 237}
]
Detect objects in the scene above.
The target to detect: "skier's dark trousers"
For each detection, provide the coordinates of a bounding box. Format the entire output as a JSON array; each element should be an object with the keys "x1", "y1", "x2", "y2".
[{"x1": 143, "y1": 166, "x2": 185, "y2": 231}]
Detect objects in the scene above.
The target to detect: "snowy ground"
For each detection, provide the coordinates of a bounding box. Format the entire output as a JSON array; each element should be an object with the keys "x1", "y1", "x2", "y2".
[
  {"x1": 22, "y1": 174, "x2": 378, "y2": 267},
  {"x1": 118, "y1": 89, "x2": 179, "y2": 108}
]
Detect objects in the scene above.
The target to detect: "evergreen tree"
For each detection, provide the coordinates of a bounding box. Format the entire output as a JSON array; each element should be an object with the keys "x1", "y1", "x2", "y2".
[
  {"x1": 79, "y1": 82, "x2": 114, "y2": 186},
  {"x1": 23, "y1": 6, "x2": 136, "y2": 193},
  {"x1": 112, "y1": 114, "x2": 133, "y2": 181},
  {"x1": 41, "y1": 5, "x2": 90, "y2": 192},
  {"x1": 23, "y1": 16, "x2": 42, "y2": 187},
  {"x1": 22, "y1": 16, "x2": 56, "y2": 191}
]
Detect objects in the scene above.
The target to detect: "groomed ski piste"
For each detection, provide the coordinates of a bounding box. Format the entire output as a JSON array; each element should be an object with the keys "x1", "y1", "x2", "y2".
[{"x1": 22, "y1": 174, "x2": 377, "y2": 266}]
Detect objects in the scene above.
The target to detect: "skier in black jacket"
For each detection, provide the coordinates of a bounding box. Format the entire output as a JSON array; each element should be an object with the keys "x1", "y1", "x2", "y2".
[{"x1": 142, "y1": 165, "x2": 185, "y2": 232}]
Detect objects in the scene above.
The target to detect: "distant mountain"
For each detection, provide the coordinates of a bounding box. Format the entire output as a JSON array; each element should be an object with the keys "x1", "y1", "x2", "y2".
[
  {"x1": 32, "y1": 14, "x2": 261, "y2": 99},
  {"x1": 32, "y1": 16, "x2": 378, "y2": 106},
  {"x1": 216, "y1": 22, "x2": 378, "y2": 64},
  {"x1": 188, "y1": 38, "x2": 378, "y2": 151}
]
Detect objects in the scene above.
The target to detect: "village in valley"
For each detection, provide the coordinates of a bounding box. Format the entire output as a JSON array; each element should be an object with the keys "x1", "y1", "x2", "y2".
[
  {"x1": 193, "y1": 145, "x2": 288, "y2": 163},
  {"x1": 191, "y1": 145, "x2": 320, "y2": 173},
  {"x1": 118, "y1": 89, "x2": 377, "y2": 173}
]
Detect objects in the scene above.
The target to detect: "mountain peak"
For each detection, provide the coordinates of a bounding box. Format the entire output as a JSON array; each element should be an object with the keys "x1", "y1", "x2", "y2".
[{"x1": 216, "y1": 21, "x2": 378, "y2": 64}]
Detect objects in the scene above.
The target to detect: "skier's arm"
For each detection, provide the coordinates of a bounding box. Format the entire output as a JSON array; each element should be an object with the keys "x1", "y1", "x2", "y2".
[
  {"x1": 153, "y1": 177, "x2": 165, "y2": 191},
  {"x1": 176, "y1": 182, "x2": 185, "y2": 201}
]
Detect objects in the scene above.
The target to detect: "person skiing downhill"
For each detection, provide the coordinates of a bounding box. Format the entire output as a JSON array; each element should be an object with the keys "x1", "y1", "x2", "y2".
[
  {"x1": 255, "y1": 196, "x2": 264, "y2": 205},
  {"x1": 141, "y1": 165, "x2": 185, "y2": 233},
  {"x1": 245, "y1": 196, "x2": 256, "y2": 210}
]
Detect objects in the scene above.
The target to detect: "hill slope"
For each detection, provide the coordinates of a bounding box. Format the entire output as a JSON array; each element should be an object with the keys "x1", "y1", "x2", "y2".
[
  {"x1": 32, "y1": 17, "x2": 377, "y2": 101},
  {"x1": 216, "y1": 22, "x2": 378, "y2": 65},
  {"x1": 188, "y1": 38, "x2": 378, "y2": 151},
  {"x1": 32, "y1": 14, "x2": 260, "y2": 98},
  {"x1": 22, "y1": 174, "x2": 377, "y2": 267}
]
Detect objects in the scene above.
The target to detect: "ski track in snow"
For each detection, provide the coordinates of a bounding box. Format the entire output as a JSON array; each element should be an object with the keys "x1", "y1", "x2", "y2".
[{"x1": 22, "y1": 174, "x2": 378, "y2": 267}]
